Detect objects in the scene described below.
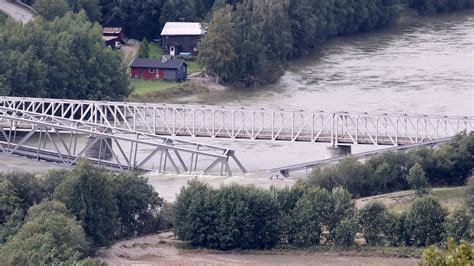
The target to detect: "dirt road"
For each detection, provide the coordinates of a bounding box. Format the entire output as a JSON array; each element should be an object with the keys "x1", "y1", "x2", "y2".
[
  {"x1": 100, "y1": 232, "x2": 419, "y2": 266},
  {"x1": 0, "y1": 0, "x2": 34, "y2": 23}
]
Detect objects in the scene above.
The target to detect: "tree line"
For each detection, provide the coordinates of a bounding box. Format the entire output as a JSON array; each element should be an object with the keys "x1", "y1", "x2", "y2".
[
  {"x1": 0, "y1": 12, "x2": 130, "y2": 100},
  {"x1": 174, "y1": 178, "x2": 473, "y2": 250},
  {"x1": 307, "y1": 133, "x2": 474, "y2": 197},
  {"x1": 0, "y1": 160, "x2": 168, "y2": 265}
]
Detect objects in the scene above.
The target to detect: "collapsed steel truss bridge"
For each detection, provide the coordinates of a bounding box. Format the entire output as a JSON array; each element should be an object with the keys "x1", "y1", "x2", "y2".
[
  {"x1": 1, "y1": 96, "x2": 472, "y2": 146},
  {"x1": 0, "y1": 107, "x2": 246, "y2": 176}
]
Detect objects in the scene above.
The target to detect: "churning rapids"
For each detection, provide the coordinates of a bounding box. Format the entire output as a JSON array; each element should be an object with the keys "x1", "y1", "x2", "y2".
[{"x1": 164, "y1": 10, "x2": 474, "y2": 173}]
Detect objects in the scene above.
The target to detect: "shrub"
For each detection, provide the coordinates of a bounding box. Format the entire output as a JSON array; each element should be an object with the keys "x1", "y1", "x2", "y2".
[
  {"x1": 334, "y1": 218, "x2": 358, "y2": 248},
  {"x1": 405, "y1": 197, "x2": 448, "y2": 246},
  {"x1": 174, "y1": 181, "x2": 280, "y2": 250},
  {"x1": 358, "y1": 201, "x2": 391, "y2": 246},
  {"x1": 421, "y1": 237, "x2": 474, "y2": 265},
  {"x1": 112, "y1": 172, "x2": 162, "y2": 238},
  {"x1": 467, "y1": 176, "x2": 474, "y2": 216},
  {"x1": 53, "y1": 160, "x2": 118, "y2": 246},
  {"x1": 292, "y1": 187, "x2": 332, "y2": 246},
  {"x1": 0, "y1": 200, "x2": 90, "y2": 265},
  {"x1": 444, "y1": 207, "x2": 472, "y2": 243},
  {"x1": 407, "y1": 163, "x2": 429, "y2": 195}
]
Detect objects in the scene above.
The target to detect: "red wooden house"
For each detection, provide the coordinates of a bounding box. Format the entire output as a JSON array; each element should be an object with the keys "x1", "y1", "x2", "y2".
[{"x1": 129, "y1": 58, "x2": 188, "y2": 81}]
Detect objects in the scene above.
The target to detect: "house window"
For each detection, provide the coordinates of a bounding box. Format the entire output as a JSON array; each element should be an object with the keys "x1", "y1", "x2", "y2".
[{"x1": 149, "y1": 68, "x2": 155, "y2": 73}]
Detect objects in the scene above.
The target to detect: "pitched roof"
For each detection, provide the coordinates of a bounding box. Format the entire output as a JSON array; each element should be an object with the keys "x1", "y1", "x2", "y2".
[
  {"x1": 160, "y1": 22, "x2": 206, "y2": 36},
  {"x1": 129, "y1": 58, "x2": 187, "y2": 69},
  {"x1": 103, "y1": 27, "x2": 123, "y2": 34},
  {"x1": 102, "y1": 36, "x2": 119, "y2": 42}
]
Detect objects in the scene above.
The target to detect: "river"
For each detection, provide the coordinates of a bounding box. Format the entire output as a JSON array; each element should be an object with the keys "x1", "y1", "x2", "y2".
[
  {"x1": 161, "y1": 10, "x2": 474, "y2": 173},
  {"x1": 1, "y1": 11, "x2": 473, "y2": 200}
]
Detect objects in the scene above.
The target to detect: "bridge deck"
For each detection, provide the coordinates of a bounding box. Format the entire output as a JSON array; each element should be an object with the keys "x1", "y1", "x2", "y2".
[{"x1": 1, "y1": 96, "x2": 472, "y2": 146}]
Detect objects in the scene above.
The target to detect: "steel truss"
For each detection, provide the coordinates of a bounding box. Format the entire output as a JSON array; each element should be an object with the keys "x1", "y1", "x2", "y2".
[
  {"x1": 0, "y1": 107, "x2": 246, "y2": 176},
  {"x1": 1, "y1": 96, "x2": 472, "y2": 146}
]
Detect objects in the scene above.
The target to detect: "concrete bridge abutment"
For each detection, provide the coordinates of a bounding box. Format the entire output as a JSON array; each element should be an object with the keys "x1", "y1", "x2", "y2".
[{"x1": 325, "y1": 145, "x2": 352, "y2": 159}]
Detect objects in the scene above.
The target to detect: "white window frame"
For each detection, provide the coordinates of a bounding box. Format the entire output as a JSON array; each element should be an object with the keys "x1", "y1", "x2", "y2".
[{"x1": 149, "y1": 68, "x2": 155, "y2": 73}]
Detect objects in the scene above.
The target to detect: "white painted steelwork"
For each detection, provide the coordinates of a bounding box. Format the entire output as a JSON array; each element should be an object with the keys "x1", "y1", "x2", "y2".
[
  {"x1": 1, "y1": 96, "x2": 472, "y2": 146},
  {"x1": 0, "y1": 106, "x2": 246, "y2": 176}
]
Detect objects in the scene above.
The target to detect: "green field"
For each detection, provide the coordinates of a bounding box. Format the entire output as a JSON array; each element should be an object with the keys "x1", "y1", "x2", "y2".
[
  {"x1": 0, "y1": 11, "x2": 7, "y2": 33},
  {"x1": 387, "y1": 186, "x2": 466, "y2": 214},
  {"x1": 149, "y1": 43, "x2": 164, "y2": 59},
  {"x1": 131, "y1": 79, "x2": 177, "y2": 95}
]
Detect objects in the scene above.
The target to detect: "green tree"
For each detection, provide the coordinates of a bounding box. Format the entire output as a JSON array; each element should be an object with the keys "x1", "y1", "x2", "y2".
[
  {"x1": 0, "y1": 200, "x2": 90, "y2": 265},
  {"x1": 69, "y1": 0, "x2": 102, "y2": 22},
  {"x1": 334, "y1": 218, "x2": 358, "y2": 248},
  {"x1": 444, "y1": 207, "x2": 473, "y2": 243},
  {"x1": 113, "y1": 172, "x2": 163, "y2": 238},
  {"x1": 358, "y1": 201, "x2": 391, "y2": 246},
  {"x1": 467, "y1": 176, "x2": 474, "y2": 215},
  {"x1": 173, "y1": 180, "x2": 217, "y2": 247},
  {"x1": 292, "y1": 187, "x2": 332, "y2": 246},
  {"x1": 33, "y1": 0, "x2": 70, "y2": 20},
  {"x1": 53, "y1": 160, "x2": 118, "y2": 246},
  {"x1": 0, "y1": 179, "x2": 21, "y2": 224},
  {"x1": 405, "y1": 197, "x2": 448, "y2": 246},
  {"x1": 138, "y1": 38, "x2": 150, "y2": 58},
  {"x1": 327, "y1": 186, "x2": 355, "y2": 241},
  {"x1": 198, "y1": 6, "x2": 238, "y2": 82},
  {"x1": 0, "y1": 12, "x2": 130, "y2": 100},
  {"x1": 214, "y1": 184, "x2": 279, "y2": 250},
  {"x1": 407, "y1": 163, "x2": 429, "y2": 195}
]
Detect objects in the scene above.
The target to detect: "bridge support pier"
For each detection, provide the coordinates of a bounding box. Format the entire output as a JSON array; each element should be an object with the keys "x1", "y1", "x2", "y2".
[
  {"x1": 85, "y1": 136, "x2": 113, "y2": 161},
  {"x1": 325, "y1": 145, "x2": 352, "y2": 159}
]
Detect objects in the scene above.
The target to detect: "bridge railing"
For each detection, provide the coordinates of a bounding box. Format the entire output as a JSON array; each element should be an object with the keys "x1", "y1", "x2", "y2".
[
  {"x1": 1, "y1": 96, "x2": 472, "y2": 146},
  {"x1": 0, "y1": 106, "x2": 247, "y2": 176}
]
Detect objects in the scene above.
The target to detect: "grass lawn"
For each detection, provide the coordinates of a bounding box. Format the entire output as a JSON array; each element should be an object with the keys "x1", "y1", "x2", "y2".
[
  {"x1": 149, "y1": 43, "x2": 164, "y2": 59},
  {"x1": 148, "y1": 43, "x2": 203, "y2": 74},
  {"x1": 0, "y1": 11, "x2": 7, "y2": 33},
  {"x1": 388, "y1": 186, "x2": 466, "y2": 214},
  {"x1": 131, "y1": 79, "x2": 178, "y2": 95}
]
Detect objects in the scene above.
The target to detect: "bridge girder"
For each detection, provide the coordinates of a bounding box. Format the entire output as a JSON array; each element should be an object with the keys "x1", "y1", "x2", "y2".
[
  {"x1": 1, "y1": 96, "x2": 472, "y2": 146},
  {"x1": 0, "y1": 107, "x2": 246, "y2": 176}
]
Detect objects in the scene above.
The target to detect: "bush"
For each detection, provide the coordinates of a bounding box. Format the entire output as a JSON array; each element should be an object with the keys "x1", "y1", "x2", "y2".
[
  {"x1": 407, "y1": 163, "x2": 429, "y2": 195},
  {"x1": 358, "y1": 201, "x2": 392, "y2": 246},
  {"x1": 334, "y1": 218, "x2": 358, "y2": 248},
  {"x1": 53, "y1": 161, "x2": 118, "y2": 246},
  {"x1": 444, "y1": 207, "x2": 472, "y2": 243},
  {"x1": 174, "y1": 180, "x2": 280, "y2": 250},
  {"x1": 421, "y1": 237, "x2": 474, "y2": 265},
  {"x1": 405, "y1": 197, "x2": 448, "y2": 246},
  {"x1": 291, "y1": 187, "x2": 332, "y2": 246},
  {"x1": 112, "y1": 172, "x2": 162, "y2": 238},
  {"x1": 467, "y1": 176, "x2": 474, "y2": 216},
  {"x1": 307, "y1": 133, "x2": 474, "y2": 198},
  {"x1": 0, "y1": 200, "x2": 90, "y2": 265}
]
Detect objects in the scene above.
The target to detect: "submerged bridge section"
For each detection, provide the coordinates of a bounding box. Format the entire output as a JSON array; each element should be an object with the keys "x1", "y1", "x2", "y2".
[
  {"x1": 0, "y1": 107, "x2": 246, "y2": 176},
  {"x1": 1, "y1": 96, "x2": 472, "y2": 147}
]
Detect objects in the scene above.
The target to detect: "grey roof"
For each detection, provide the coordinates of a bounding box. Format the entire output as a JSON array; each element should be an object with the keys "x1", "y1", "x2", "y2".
[
  {"x1": 161, "y1": 22, "x2": 206, "y2": 36},
  {"x1": 129, "y1": 58, "x2": 187, "y2": 69}
]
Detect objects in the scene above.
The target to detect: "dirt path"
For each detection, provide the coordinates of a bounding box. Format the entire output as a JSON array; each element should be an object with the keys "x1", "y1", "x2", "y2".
[{"x1": 100, "y1": 232, "x2": 419, "y2": 266}]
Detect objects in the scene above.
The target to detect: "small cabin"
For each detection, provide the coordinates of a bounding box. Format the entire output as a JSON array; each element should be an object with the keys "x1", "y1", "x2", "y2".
[
  {"x1": 160, "y1": 22, "x2": 206, "y2": 56},
  {"x1": 102, "y1": 27, "x2": 126, "y2": 49},
  {"x1": 129, "y1": 58, "x2": 188, "y2": 81}
]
